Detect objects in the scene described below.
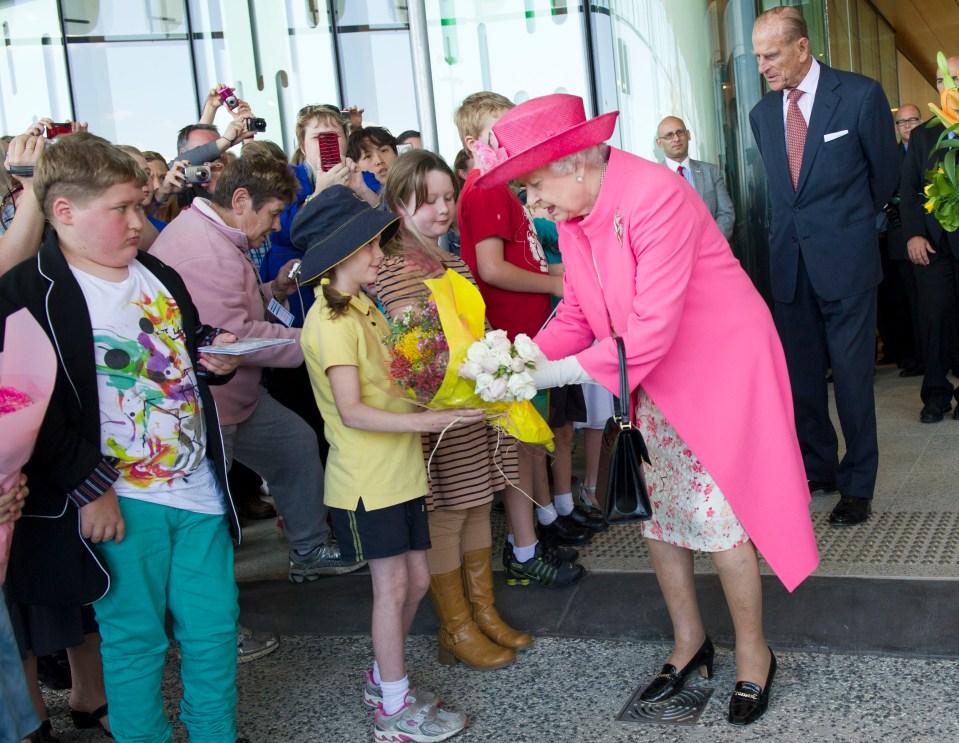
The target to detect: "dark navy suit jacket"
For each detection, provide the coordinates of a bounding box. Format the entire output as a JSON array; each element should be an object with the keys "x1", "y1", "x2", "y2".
[{"x1": 749, "y1": 63, "x2": 899, "y2": 303}]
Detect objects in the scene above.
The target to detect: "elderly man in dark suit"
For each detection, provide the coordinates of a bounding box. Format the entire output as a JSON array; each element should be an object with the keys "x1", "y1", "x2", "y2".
[
  {"x1": 901, "y1": 57, "x2": 959, "y2": 423},
  {"x1": 749, "y1": 6, "x2": 898, "y2": 526},
  {"x1": 655, "y1": 116, "x2": 736, "y2": 240}
]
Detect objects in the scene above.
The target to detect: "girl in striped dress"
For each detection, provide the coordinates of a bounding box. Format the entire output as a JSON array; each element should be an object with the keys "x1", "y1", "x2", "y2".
[{"x1": 377, "y1": 150, "x2": 531, "y2": 670}]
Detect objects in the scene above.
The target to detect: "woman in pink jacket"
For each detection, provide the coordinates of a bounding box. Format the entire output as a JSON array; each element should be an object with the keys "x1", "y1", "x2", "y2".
[{"x1": 477, "y1": 94, "x2": 818, "y2": 726}]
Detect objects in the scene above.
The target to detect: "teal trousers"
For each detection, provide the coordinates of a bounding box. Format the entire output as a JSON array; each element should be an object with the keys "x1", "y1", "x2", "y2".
[{"x1": 94, "y1": 498, "x2": 239, "y2": 743}]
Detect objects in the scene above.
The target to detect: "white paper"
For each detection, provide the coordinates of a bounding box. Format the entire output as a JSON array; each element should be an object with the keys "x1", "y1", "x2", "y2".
[{"x1": 197, "y1": 337, "x2": 296, "y2": 355}]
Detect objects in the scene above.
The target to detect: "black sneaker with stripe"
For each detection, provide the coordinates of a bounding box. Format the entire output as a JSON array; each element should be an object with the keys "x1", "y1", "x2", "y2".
[{"x1": 505, "y1": 542, "x2": 586, "y2": 588}]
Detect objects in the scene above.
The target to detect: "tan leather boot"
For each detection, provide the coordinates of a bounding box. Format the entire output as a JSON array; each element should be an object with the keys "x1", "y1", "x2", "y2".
[
  {"x1": 462, "y1": 548, "x2": 533, "y2": 651},
  {"x1": 429, "y1": 568, "x2": 514, "y2": 670}
]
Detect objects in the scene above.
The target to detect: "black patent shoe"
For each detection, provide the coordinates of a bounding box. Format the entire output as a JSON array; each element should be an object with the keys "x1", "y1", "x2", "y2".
[
  {"x1": 537, "y1": 515, "x2": 592, "y2": 546},
  {"x1": 728, "y1": 649, "x2": 777, "y2": 725},
  {"x1": 565, "y1": 503, "x2": 608, "y2": 533},
  {"x1": 639, "y1": 636, "x2": 715, "y2": 702}
]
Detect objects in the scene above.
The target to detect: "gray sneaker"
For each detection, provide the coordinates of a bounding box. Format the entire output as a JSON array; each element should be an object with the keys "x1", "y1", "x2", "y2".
[
  {"x1": 373, "y1": 692, "x2": 466, "y2": 743},
  {"x1": 289, "y1": 542, "x2": 367, "y2": 583},
  {"x1": 363, "y1": 667, "x2": 438, "y2": 709},
  {"x1": 237, "y1": 627, "x2": 279, "y2": 664}
]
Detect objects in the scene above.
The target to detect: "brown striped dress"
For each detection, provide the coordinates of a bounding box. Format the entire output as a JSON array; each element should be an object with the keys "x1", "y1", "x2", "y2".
[{"x1": 376, "y1": 251, "x2": 520, "y2": 511}]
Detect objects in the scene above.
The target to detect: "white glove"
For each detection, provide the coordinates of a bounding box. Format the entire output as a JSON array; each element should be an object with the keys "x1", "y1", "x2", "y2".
[{"x1": 529, "y1": 355, "x2": 596, "y2": 389}]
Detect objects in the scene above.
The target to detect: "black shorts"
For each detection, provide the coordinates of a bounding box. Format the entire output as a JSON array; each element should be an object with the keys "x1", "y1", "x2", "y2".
[
  {"x1": 548, "y1": 384, "x2": 587, "y2": 427},
  {"x1": 330, "y1": 497, "x2": 431, "y2": 562}
]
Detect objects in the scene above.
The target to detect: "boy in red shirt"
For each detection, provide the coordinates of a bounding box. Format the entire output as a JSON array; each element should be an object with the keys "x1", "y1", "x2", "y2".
[{"x1": 455, "y1": 91, "x2": 586, "y2": 588}]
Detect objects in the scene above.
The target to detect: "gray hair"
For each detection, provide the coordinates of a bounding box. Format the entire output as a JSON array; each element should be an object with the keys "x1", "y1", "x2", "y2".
[{"x1": 548, "y1": 144, "x2": 610, "y2": 176}]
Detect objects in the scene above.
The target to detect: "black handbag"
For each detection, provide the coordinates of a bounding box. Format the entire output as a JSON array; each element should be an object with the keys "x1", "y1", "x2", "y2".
[{"x1": 594, "y1": 336, "x2": 653, "y2": 523}]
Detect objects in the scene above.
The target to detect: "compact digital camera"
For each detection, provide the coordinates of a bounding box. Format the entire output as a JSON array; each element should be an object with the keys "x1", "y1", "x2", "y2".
[
  {"x1": 184, "y1": 165, "x2": 212, "y2": 184},
  {"x1": 246, "y1": 118, "x2": 267, "y2": 132},
  {"x1": 45, "y1": 122, "x2": 73, "y2": 140},
  {"x1": 217, "y1": 87, "x2": 239, "y2": 110}
]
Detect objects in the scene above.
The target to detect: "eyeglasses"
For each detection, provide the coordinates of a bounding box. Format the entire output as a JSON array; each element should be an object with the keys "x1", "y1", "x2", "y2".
[
  {"x1": 659, "y1": 128, "x2": 688, "y2": 141},
  {"x1": 896, "y1": 117, "x2": 921, "y2": 126}
]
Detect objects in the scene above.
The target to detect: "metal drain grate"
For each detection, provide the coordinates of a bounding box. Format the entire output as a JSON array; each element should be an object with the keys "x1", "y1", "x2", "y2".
[{"x1": 615, "y1": 686, "x2": 714, "y2": 725}]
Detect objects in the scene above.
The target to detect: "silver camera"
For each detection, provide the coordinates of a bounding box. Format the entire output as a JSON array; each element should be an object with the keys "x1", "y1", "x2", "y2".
[{"x1": 184, "y1": 165, "x2": 211, "y2": 184}]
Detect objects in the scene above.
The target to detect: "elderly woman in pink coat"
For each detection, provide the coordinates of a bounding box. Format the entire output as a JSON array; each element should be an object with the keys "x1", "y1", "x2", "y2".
[{"x1": 477, "y1": 94, "x2": 818, "y2": 726}]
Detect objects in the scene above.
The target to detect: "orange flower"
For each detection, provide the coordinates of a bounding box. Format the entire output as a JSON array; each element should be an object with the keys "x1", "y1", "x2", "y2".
[{"x1": 931, "y1": 87, "x2": 959, "y2": 127}]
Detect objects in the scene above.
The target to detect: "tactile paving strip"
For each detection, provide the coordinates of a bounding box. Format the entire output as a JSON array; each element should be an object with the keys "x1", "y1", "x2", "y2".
[
  {"x1": 491, "y1": 511, "x2": 959, "y2": 578},
  {"x1": 615, "y1": 686, "x2": 714, "y2": 725}
]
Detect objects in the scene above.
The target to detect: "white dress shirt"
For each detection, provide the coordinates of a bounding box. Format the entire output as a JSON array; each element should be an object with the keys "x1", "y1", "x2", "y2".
[
  {"x1": 782, "y1": 59, "x2": 820, "y2": 142},
  {"x1": 664, "y1": 156, "x2": 694, "y2": 188}
]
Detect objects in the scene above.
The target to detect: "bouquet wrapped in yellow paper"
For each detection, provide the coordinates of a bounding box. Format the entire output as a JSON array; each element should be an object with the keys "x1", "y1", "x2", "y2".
[{"x1": 419, "y1": 268, "x2": 554, "y2": 451}]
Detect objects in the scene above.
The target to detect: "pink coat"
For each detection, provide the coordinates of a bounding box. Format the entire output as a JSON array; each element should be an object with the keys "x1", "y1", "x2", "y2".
[
  {"x1": 150, "y1": 200, "x2": 304, "y2": 425},
  {"x1": 535, "y1": 149, "x2": 818, "y2": 591}
]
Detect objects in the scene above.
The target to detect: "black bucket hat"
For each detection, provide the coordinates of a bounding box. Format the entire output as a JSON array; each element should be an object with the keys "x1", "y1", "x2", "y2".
[{"x1": 291, "y1": 185, "x2": 399, "y2": 285}]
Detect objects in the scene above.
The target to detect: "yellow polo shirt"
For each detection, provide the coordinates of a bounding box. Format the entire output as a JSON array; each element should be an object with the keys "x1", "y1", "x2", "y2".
[{"x1": 301, "y1": 288, "x2": 427, "y2": 511}]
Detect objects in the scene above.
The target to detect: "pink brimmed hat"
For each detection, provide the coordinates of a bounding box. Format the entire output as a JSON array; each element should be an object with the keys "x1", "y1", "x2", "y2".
[{"x1": 475, "y1": 93, "x2": 618, "y2": 188}]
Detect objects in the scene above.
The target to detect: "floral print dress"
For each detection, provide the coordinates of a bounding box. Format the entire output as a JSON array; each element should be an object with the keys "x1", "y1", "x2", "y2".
[{"x1": 636, "y1": 388, "x2": 748, "y2": 552}]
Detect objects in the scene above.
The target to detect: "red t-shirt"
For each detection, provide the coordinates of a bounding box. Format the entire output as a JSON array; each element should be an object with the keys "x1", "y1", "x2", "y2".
[{"x1": 458, "y1": 170, "x2": 552, "y2": 340}]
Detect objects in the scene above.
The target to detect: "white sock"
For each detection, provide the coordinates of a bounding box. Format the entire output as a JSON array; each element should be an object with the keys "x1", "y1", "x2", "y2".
[
  {"x1": 513, "y1": 541, "x2": 537, "y2": 563},
  {"x1": 371, "y1": 660, "x2": 381, "y2": 685},
  {"x1": 536, "y1": 503, "x2": 558, "y2": 525},
  {"x1": 554, "y1": 492, "x2": 574, "y2": 516},
  {"x1": 380, "y1": 675, "x2": 410, "y2": 715},
  {"x1": 507, "y1": 533, "x2": 515, "y2": 547}
]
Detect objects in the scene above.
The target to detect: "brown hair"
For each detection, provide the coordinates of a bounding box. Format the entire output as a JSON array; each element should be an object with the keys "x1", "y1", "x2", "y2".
[
  {"x1": 453, "y1": 91, "x2": 513, "y2": 148},
  {"x1": 383, "y1": 149, "x2": 456, "y2": 215},
  {"x1": 211, "y1": 154, "x2": 299, "y2": 210},
  {"x1": 452, "y1": 148, "x2": 472, "y2": 189},
  {"x1": 755, "y1": 6, "x2": 808, "y2": 43},
  {"x1": 34, "y1": 132, "x2": 147, "y2": 217},
  {"x1": 293, "y1": 104, "x2": 348, "y2": 166},
  {"x1": 318, "y1": 272, "x2": 352, "y2": 318},
  {"x1": 241, "y1": 139, "x2": 289, "y2": 163},
  {"x1": 141, "y1": 150, "x2": 167, "y2": 164}
]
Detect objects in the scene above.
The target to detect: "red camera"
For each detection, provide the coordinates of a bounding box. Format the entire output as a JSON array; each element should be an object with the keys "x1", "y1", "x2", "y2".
[{"x1": 45, "y1": 122, "x2": 73, "y2": 139}]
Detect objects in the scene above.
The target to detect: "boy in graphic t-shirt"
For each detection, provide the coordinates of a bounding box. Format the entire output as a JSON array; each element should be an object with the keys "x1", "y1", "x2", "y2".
[
  {"x1": 0, "y1": 132, "x2": 247, "y2": 742},
  {"x1": 455, "y1": 92, "x2": 587, "y2": 589}
]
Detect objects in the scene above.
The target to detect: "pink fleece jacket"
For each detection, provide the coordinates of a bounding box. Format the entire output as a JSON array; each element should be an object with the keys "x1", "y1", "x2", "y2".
[
  {"x1": 150, "y1": 200, "x2": 303, "y2": 425},
  {"x1": 535, "y1": 149, "x2": 818, "y2": 592}
]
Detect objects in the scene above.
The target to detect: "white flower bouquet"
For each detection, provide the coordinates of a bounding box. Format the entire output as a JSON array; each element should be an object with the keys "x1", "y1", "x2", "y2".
[{"x1": 458, "y1": 330, "x2": 540, "y2": 403}]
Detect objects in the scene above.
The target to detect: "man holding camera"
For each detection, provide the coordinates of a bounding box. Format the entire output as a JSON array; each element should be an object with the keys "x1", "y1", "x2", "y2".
[{"x1": 150, "y1": 155, "x2": 365, "y2": 582}]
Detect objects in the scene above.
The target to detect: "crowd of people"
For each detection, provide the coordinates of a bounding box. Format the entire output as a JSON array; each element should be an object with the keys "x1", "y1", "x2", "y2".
[{"x1": 0, "y1": 5, "x2": 944, "y2": 742}]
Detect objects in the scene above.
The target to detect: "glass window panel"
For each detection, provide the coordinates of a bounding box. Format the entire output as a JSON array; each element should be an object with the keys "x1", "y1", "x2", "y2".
[
  {"x1": 857, "y1": 0, "x2": 878, "y2": 81},
  {"x1": 68, "y1": 38, "x2": 197, "y2": 157},
  {"x1": 0, "y1": 0, "x2": 72, "y2": 131},
  {"x1": 877, "y1": 15, "x2": 898, "y2": 109},
  {"x1": 424, "y1": 0, "x2": 590, "y2": 163},
  {"x1": 268, "y1": 0, "x2": 340, "y2": 157},
  {"x1": 60, "y1": 0, "x2": 186, "y2": 37},
  {"x1": 336, "y1": 28, "x2": 417, "y2": 131}
]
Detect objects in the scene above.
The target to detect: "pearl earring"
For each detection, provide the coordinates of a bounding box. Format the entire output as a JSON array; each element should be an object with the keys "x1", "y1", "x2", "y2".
[{"x1": 576, "y1": 175, "x2": 583, "y2": 182}]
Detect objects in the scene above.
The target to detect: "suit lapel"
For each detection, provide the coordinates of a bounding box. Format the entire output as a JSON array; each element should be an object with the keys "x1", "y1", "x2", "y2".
[
  {"x1": 763, "y1": 92, "x2": 792, "y2": 192},
  {"x1": 690, "y1": 161, "x2": 706, "y2": 199},
  {"x1": 796, "y1": 65, "x2": 840, "y2": 196}
]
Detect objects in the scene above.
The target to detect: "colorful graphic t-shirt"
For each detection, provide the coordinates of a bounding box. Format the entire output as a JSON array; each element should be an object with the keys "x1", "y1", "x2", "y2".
[{"x1": 71, "y1": 261, "x2": 224, "y2": 514}]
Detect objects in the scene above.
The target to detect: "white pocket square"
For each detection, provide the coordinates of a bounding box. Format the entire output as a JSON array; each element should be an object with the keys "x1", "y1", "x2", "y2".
[{"x1": 823, "y1": 130, "x2": 849, "y2": 142}]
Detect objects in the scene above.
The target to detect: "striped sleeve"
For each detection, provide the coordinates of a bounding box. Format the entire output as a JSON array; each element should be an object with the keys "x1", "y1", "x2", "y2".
[{"x1": 66, "y1": 458, "x2": 122, "y2": 508}]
